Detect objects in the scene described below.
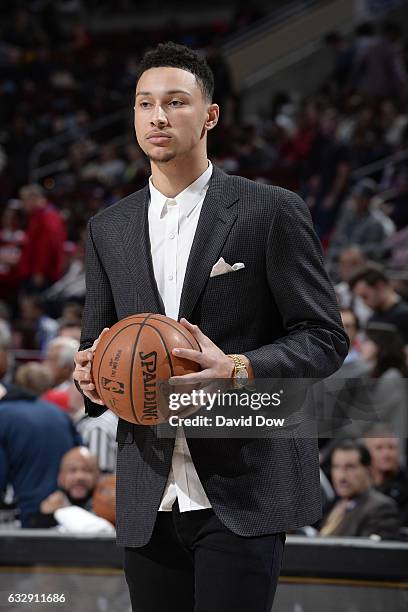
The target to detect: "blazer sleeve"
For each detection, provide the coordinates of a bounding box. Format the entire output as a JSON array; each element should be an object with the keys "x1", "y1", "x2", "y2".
[
  {"x1": 243, "y1": 189, "x2": 349, "y2": 379},
  {"x1": 78, "y1": 219, "x2": 119, "y2": 417}
]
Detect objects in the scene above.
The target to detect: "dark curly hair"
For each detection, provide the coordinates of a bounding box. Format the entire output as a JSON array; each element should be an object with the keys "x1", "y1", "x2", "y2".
[{"x1": 137, "y1": 41, "x2": 214, "y2": 102}]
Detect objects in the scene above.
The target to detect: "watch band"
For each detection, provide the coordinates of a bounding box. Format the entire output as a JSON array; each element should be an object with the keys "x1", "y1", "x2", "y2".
[{"x1": 228, "y1": 354, "x2": 248, "y2": 388}]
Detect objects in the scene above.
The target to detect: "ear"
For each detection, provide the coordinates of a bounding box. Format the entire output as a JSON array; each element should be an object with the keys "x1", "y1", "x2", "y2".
[{"x1": 204, "y1": 103, "x2": 219, "y2": 131}]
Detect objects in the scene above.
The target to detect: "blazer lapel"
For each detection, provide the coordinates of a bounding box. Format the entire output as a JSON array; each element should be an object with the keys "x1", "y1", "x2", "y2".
[
  {"x1": 120, "y1": 187, "x2": 165, "y2": 314},
  {"x1": 178, "y1": 167, "x2": 239, "y2": 321}
]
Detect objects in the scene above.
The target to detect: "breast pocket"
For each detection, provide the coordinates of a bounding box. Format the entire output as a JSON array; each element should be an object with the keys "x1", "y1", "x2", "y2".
[{"x1": 208, "y1": 267, "x2": 247, "y2": 288}]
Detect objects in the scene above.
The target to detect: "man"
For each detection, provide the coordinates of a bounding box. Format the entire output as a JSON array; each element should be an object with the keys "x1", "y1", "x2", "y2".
[
  {"x1": 74, "y1": 42, "x2": 348, "y2": 612},
  {"x1": 338, "y1": 309, "x2": 368, "y2": 376},
  {"x1": 29, "y1": 446, "x2": 114, "y2": 533},
  {"x1": 17, "y1": 183, "x2": 66, "y2": 293},
  {"x1": 0, "y1": 319, "x2": 11, "y2": 382},
  {"x1": 30, "y1": 446, "x2": 99, "y2": 525},
  {"x1": 329, "y1": 179, "x2": 391, "y2": 261},
  {"x1": 303, "y1": 108, "x2": 350, "y2": 239},
  {"x1": 0, "y1": 372, "x2": 81, "y2": 527},
  {"x1": 364, "y1": 427, "x2": 408, "y2": 526},
  {"x1": 320, "y1": 439, "x2": 401, "y2": 539},
  {"x1": 17, "y1": 293, "x2": 59, "y2": 353},
  {"x1": 334, "y1": 246, "x2": 372, "y2": 327},
  {"x1": 349, "y1": 264, "x2": 408, "y2": 344},
  {"x1": 42, "y1": 336, "x2": 79, "y2": 410}
]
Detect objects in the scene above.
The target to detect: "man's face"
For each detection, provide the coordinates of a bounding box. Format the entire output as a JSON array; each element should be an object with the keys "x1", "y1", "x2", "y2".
[
  {"x1": 331, "y1": 449, "x2": 371, "y2": 499},
  {"x1": 338, "y1": 251, "x2": 364, "y2": 282},
  {"x1": 45, "y1": 345, "x2": 70, "y2": 386},
  {"x1": 353, "y1": 280, "x2": 382, "y2": 311},
  {"x1": 365, "y1": 437, "x2": 400, "y2": 475},
  {"x1": 58, "y1": 449, "x2": 99, "y2": 502},
  {"x1": 134, "y1": 66, "x2": 218, "y2": 164}
]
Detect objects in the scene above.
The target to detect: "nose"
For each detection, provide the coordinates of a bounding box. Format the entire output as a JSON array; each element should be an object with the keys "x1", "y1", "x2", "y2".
[{"x1": 151, "y1": 104, "x2": 168, "y2": 127}]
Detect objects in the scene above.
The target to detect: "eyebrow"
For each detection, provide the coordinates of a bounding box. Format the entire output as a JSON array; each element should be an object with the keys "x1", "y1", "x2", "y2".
[{"x1": 136, "y1": 89, "x2": 192, "y2": 97}]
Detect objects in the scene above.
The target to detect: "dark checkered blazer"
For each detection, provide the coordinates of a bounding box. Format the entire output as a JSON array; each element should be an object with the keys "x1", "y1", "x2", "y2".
[{"x1": 80, "y1": 165, "x2": 349, "y2": 547}]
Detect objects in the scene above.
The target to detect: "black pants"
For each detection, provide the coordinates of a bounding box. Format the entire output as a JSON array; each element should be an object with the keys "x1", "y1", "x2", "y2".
[{"x1": 124, "y1": 502, "x2": 286, "y2": 612}]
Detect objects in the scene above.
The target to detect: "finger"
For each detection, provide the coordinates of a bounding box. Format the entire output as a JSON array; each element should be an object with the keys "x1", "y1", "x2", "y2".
[
  {"x1": 168, "y1": 371, "x2": 208, "y2": 385},
  {"x1": 92, "y1": 327, "x2": 110, "y2": 351},
  {"x1": 74, "y1": 370, "x2": 92, "y2": 384},
  {"x1": 83, "y1": 389, "x2": 105, "y2": 405},
  {"x1": 82, "y1": 381, "x2": 96, "y2": 391},
  {"x1": 75, "y1": 350, "x2": 91, "y2": 366},
  {"x1": 172, "y1": 347, "x2": 205, "y2": 365},
  {"x1": 179, "y1": 319, "x2": 207, "y2": 343}
]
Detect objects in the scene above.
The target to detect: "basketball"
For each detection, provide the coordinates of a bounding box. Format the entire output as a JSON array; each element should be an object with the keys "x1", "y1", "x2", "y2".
[
  {"x1": 92, "y1": 474, "x2": 116, "y2": 526},
  {"x1": 91, "y1": 313, "x2": 201, "y2": 425}
]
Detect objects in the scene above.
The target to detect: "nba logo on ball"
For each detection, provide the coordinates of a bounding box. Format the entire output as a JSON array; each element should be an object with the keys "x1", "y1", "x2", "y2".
[{"x1": 92, "y1": 313, "x2": 201, "y2": 425}]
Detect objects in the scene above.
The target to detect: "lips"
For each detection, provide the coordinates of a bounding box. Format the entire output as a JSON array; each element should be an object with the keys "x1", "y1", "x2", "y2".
[
  {"x1": 147, "y1": 132, "x2": 171, "y2": 145},
  {"x1": 147, "y1": 133, "x2": 171, "y2": 145}
]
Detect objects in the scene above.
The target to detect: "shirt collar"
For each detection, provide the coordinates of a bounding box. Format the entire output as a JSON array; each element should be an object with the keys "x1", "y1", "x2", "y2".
[{"x1": 149, "y1": 161, "x2": 213, "y2": 220}]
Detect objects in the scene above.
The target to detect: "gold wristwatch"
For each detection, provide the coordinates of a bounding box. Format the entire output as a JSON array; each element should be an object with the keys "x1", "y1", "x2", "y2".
[{"x1": 228, "y1": 354, "x2": 249, "y2": 389}]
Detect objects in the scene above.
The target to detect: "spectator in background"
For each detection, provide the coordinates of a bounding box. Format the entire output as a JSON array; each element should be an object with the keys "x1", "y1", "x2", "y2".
[
  {"x1": 364, "y1": 426, "x2": 408, "y2": 526},
  {"x1": 42, "y1": 336, "x2": 79, "y2": 411},
  {"x1": 81, "y1": 144, "x2": 126, "y2": 187},
  {"x1": 58, "y1": 322, "x2": 82, "y2": 342},
  {"x1": 59, "y1": 301, "x2": 83, "y2": 327},
  {"x1": 15, "y1": 362, "x2": 52, "y2": 396},
  {"x1": 334, "y1": 246, "x2": 372, "y2": 327},
  {"x1": 350, "y1": 21, "x2": 407, "y2": 101},
  {"x1": 76, "y1": 408, "x2": 118, "y2": 473},
  {"x1": 0, "y1": 367, "x2": 81, "y2": 527},
  {"x1": 324, "y1": 31, "x2": 355, "y2": 99},
  {"x1": 329, "y1": 179, "x2": 392, "y2": 261},
  {"x1": 360, "y1": 323, "x2": 408, "y2": 441},
  {"x1": 28, "y1": 446, "x2": 114, "y2": 532},
  {"x1": 303, "y1": 108, "x2": 351, "y2": 239},
  {"x1": 15, "y1": 294, "x2": 59, "y2": 353},
  {"x1": 32, "y1": 446, "x2": 98, "y2": 523},
  {"x1": 338, "y1": 308, "x2": 369, "y2": 376},
  {"x1": 17, "y1": 184, "x2": 67, "y2": 293},
  {"x1": 320, "y1": 439, "x2": 401, "y2": 539},
  {"x1": 0, "y1": 320, "x2": 11, "y2": 383},
  {"x1": 349, "y1": 265, "x2": 408, "y2": 344},
  {"x1": 43, "y1": 241, "x2": 86, "y2": 317}
]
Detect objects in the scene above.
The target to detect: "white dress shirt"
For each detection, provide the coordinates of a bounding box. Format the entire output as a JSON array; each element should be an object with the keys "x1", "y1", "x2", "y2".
[{"x1": 148, "y1": 161, "x2": 213, "y2": 512}]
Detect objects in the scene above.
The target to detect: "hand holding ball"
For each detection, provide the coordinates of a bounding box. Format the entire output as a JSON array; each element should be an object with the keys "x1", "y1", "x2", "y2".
[{"x1": 91, "y1": 313, "x2": 201, "y2": 425}]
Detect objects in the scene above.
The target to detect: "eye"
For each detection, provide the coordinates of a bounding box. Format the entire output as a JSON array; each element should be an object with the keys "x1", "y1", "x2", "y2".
[
  {"x1": 139, "y1": 101, "x2": 152, "y2": 108},
  {"x1": 168, "y1": 100, "x2": 184, "y2": 107}
]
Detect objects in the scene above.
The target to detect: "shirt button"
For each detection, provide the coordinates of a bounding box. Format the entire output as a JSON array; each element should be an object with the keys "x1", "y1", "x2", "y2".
[
  {"x1": 169, "y1": 232, "x2": 175, "y2": 240},
  {"x1": 168, "y1": 274, "x2": 174, "y2": 281}
]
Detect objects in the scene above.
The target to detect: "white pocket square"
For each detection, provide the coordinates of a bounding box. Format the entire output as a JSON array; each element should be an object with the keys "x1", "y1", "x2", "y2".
[{"x1": 210, "y1": 257, "x2": 245, "y2": 278}]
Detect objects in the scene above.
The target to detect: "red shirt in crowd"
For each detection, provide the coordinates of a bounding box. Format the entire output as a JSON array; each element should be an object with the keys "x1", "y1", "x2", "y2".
[{"x1": 18, "y1": 204, "x2": 67, "y2": 283}]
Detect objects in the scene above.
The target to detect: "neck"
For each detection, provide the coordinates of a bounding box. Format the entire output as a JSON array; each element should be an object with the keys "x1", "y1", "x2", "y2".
[
  {"x1": 372, "y1": 468, "x2": 397, "y2": 486},
  {"x1": 150, "y1": 155, "x2": 209, "y2": 198}
]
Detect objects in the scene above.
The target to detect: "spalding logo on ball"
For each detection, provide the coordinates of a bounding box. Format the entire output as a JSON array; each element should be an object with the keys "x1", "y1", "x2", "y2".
[{"x1": 91, "y1": 313, "x2": 201, "y2": 425}]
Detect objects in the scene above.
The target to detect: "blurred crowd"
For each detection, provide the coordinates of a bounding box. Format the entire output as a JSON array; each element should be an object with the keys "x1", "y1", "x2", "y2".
[{"x1": 0, "y1": 5, "x2": 408, "y2": 539}]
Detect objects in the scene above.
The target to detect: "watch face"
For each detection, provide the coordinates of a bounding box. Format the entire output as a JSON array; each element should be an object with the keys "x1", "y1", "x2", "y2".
[
  {"x1": 235, "y1": 370, "x2": 248, "y2": 387},
  {"x1": 236, "y1": 370, "x2": 247, "y2": 380}
]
